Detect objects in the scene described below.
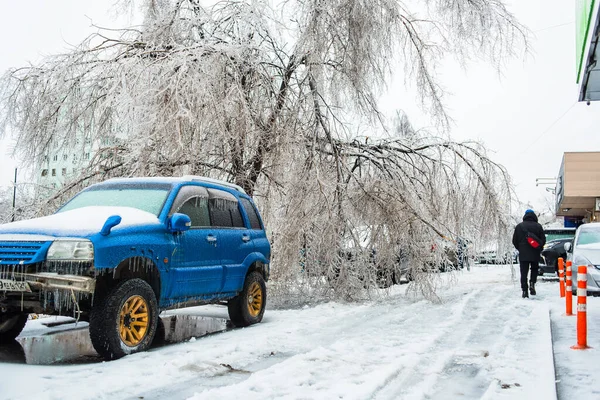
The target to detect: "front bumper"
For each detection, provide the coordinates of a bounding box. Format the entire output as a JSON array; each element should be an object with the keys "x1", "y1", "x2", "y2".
[
  {"x1": 538, "y1": 258, "x2": 556, "y2": 275},
  {"x1": 24, "y1": 272, "x2": 96, "y2": 293},
  {"x1": 1, "y1": 272, "x2": 96, "y2": 315},
  {"x1": 2, "y1": 272, "x2": 96, "y2": 294},
  {"x1": 570, "y1": 268, "x2": 600, "y2": 295}
]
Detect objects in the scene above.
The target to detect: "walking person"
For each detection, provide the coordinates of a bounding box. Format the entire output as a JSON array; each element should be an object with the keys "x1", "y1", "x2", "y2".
[{"x1": 512, "y1": 209, "x2": 546, "y2": 298}]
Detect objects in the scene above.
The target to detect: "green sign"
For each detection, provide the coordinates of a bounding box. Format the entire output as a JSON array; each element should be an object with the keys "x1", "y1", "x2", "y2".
[{"x1": 577, "y1": 0, "x2": 596, "y2": 83}]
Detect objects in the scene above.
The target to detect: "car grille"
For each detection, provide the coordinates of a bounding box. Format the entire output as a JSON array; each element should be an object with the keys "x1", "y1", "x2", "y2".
[{"x1": 0, "y1": 240, "x2": 51, "y2": 265}]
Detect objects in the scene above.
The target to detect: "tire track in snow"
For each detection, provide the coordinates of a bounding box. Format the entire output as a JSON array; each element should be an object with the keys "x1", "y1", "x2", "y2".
[
  {"x1": 371, "y1": 287, "x2": 511, "y2": 400},
  {"x1": 474, "y1": 291, "x2": 555, "y2": 399},
  {"x1": 133, "y1": 286, "x2": 547, "y2": 400},
  {"x1": 126, "y1": 301, "x2": 420, "y2": 400},
  {"x1": 118, "y1": 274, "x2": 552, "y2": 400},
  {"x1": 362, "y1": 288, "x2": 485, "y2": 399},
  {"x1": 425, "y1": 286, "x2": 532, "y2": 399},
  {"x1": 373, "y1": 284, "x2": 553, "y2": 400},
  {"x1": 176, "y1": 289, "x2": 487, "y2": 400},
  {"x1": 132, "y1": 292, "x2": 481, "y2": 400}
]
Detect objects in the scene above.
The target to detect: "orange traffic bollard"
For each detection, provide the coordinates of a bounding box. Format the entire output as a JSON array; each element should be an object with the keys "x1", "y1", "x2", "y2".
[
  {"x1": 565, "y1": 261, "x2": 574, "y2": 316},
  {"x1": 558, "y1": 257, "x2": 565, "y2": 298},
  {"x1": 571, "y1": 265, "x2": 591, "y2": 350}
]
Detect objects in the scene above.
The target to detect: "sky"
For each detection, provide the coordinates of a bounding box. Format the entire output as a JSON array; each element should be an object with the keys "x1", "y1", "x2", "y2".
[
  {"x1": 0, "y1": 0, "x2": 598, "y2": 216},
  {"x1": 1, "y1": 265, "x2": 598, "y2": 399},
  {"x1": 0, "y1": 0, "x2": 133, "y2": 189},
  {"x1": 379, "y1": 0, "x2": 600, "y2": 215}
]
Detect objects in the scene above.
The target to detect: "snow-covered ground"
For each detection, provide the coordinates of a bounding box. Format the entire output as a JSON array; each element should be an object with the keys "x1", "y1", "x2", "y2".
[{"x1": 1, "y1": 264, "x2": 599, "y2": 400}]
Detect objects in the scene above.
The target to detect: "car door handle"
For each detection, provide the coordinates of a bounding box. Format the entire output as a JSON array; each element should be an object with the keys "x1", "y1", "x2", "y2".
[
  {"x1": 242, "y1": 235, "x2": 251, "y2": 243},
  {"x1": 206, "y1": 235, "x2": 217, "y2": 243}
]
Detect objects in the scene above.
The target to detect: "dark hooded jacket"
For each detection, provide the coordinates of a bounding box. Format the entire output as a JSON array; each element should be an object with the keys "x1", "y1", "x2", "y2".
[{"x1": 512, "y1": 211, "x2": 546, "y2": 262}]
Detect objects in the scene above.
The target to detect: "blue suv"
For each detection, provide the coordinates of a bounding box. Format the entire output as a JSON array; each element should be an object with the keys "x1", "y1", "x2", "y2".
[{"x1": 0, "y1": 176, "x2": 271, "y2": 359}]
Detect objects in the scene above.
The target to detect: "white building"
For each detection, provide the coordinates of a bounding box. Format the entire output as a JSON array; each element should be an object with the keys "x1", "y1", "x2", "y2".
[{"x1": 36, "y1": 137, "x2": 97, "y2": 192}]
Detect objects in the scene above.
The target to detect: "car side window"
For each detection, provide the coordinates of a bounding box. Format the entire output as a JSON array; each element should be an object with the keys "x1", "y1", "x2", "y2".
[
  {"x1": 179, "y1": 196, "x2": 210, "y2": 227},
  {"x1": 207, "y1": 188, "x2": 245, "y2": 228},
  {"x1": 240, "y1": 198, "x2": 262, "y2": 230},
  {"x1": 170, "y1": 185, "x2": 210, "y2": 227}
]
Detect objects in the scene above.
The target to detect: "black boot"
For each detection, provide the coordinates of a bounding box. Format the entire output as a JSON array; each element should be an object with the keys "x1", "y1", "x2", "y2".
[
  {"x1": 530, "y1": 281, "x2": 536, "y2": 296},
  {"x1": 522, "y1": 290, "x2": 529, "y2": 298}
]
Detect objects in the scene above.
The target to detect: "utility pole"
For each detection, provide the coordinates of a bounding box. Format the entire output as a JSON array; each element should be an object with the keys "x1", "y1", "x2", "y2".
[{"x1": 11, "y1": 167, "x2": 17, "y2": 222}]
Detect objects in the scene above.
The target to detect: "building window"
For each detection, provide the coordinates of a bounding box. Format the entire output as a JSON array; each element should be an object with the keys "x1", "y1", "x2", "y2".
[
  {"x1": 53, "y1": 155, "x2": 58, "y2": 162},
  {"x1": 62, "y1": 168, "x2": 67, "y2": 176},
  {"x1": 84, "y1": 152, "x2": 90, "y2": 160},
  {"x1": 51, "y1": 169, "x2": 56, "y2": 176},
  {"x1": 63, "y1": 154, "x2": 68, "y2": 160},
  {"x1": 41, "y1": 169, "x2": 48, "y2": 177},
  {"x1": 43, "y1": 155, "x2": 49, "y2": 162}
]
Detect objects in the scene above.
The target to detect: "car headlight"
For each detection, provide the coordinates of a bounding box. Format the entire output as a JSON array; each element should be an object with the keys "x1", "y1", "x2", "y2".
[
  {"x1": 572, "y1": 255, "x2": 600, "y2": 275},
  {"x1": 47, "y1": 240, "x2": 94, "y2": 261}
]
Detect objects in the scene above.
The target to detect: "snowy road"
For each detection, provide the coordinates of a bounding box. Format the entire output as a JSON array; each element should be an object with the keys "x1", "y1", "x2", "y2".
[{"x1": 1, "y1": 265, "x2": 599, "y2": 400}]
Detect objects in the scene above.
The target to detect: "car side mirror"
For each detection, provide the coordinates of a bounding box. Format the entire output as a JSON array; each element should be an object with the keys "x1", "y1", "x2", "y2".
[
  {"x1": 564, "y1": 242, "x2": 572, "y2": 253},
  {"x1": 169, "y1": 213, "x2": 191, "y2": 233},
  {"x1": 100, "y1": 215, "x2": 122, "y2": 236}
]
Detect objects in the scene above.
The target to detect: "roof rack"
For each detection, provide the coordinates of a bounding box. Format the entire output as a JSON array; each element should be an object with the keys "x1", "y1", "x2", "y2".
[{"x1": 182, "y1": 175, "x2": 246, "y2": 194}]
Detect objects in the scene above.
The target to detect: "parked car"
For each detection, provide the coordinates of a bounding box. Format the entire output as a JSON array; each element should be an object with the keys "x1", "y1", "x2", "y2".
[
  {"x1": 565, "y1": 223, "x2": 600, "y2": 296},
  {"x1": 538, "y1": 238, "x2": 572, "y2": 275},
  {"x1": 428, "y1": 237, "x2": 470, "y2": 271},
  {"x1": 544, "y1": 227, "x2": 576, "y2": 242},
  {"x1": 476, "y1": 249, "x2": 496, "y2": 264},
  {"x1": 337, "y1": 246, "x2": 408, "y2": 288},
  {"x1": 336, "y1": 225, "x2": 409, "y2": 288},
  {"x1": 0, "y1": 176, "x2": 271, "y2": 359},
  {"x1": 476, "y1": 248, "x2": 513, "y2": 264}
]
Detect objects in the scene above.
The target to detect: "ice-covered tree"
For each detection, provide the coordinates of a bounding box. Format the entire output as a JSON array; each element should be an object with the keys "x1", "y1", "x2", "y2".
[
  {"x1": 0, "y1": 0, "x2": 526, "y2": 300},
  {"x1": 0, "y1": 188, "x2": 11, "y2": 223}
]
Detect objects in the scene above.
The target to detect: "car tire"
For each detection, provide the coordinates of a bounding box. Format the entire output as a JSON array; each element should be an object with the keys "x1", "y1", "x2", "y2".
[
  {"x1": 228, "y1": 271, "x2": 266, "y2": 327},
  {"x1": 0, "y1": 314, "x2": 28, "y2": 343},
  {"x1": 89, "y1": 278, "x2": 158, "y2": 361}
]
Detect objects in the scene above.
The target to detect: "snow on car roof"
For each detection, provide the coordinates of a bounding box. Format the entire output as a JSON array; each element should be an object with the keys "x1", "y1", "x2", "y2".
[
  {"x1": 101, "y1": 176, "x2": 246, "y2": 193},
  {"x1": 578, "y1": 223, "x2": 600, "y2": 231},
  {"x1": 100, "y1": 177, "x2": 185, "y2": 186}
]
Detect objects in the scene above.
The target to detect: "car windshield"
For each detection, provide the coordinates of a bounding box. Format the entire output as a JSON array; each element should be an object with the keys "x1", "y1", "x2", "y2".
[
  {"x1": 545, "y1": 229, "x2": 575, "y2": 241},
  {"x1": 576, "y1": 229, "x2": 600, "y2": 246},
  {"x1": 57, "y1": 183, "x2": 172, "y2": 216}
]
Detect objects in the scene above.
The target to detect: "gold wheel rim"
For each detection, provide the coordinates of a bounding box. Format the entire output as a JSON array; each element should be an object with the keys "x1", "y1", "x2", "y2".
[
  {"x1": 247, "y1": 282, "x2": 263, "y2": 317},
  {"x1": 119, "y1": 295, "x2": 149, "y2": 347}
]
